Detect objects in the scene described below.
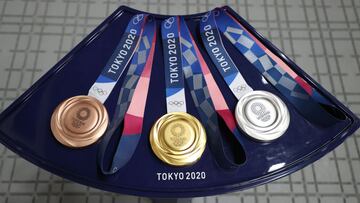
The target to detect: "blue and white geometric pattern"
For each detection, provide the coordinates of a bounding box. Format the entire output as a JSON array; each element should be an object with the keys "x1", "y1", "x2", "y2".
[
  {"x1": 109, "y1": 34, "x2": 151, "y2": 130},
  {"x1": 223, "y1": 25, "x2": 310, "y2": 100},
  {"x1": 180, "y1": 34, "x2": 218, "y2": 133}
]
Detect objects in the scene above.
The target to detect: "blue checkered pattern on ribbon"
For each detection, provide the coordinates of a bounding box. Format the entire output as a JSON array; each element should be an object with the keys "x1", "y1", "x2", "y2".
[
  {"x1": 180, "y1": 27, "x2": 218, "y2": 134},
  {"x1": 219, "y1": 17, "x2": 309, "y2": 101},
  {"x1": 107, "y1": 33, "x2": 151, "y2": 131},
  {"x1": 179, "y1": 18, "x2": 240, "y2": 169},
  {"x1": 215, "y1": 9, "x2": 340, "y2": 125},
  {"x1": 118, "y1": 35, "x2": 151, "y2": 118},
  {"x1": 98, "y1": 19, "x2": 155, "y2": 175}
]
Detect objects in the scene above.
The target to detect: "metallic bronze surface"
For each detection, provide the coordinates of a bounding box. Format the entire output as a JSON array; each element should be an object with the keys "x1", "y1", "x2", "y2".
[{"x1": 51, "y1": 95, "x2": 109, "y2": 148}]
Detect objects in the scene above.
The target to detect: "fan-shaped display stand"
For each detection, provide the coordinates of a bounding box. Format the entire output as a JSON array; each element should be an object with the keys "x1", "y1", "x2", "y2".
[{"x1": 0, "y1": 6, "x2": 358, "y2": 197}]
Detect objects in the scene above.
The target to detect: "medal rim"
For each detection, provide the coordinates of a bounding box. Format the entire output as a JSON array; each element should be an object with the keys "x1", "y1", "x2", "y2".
[
  {"x1": 150, "y1": 112, "x2": 206, "y2": 166},
  {"x1": 50, "y1": 95, "x2": 109, "y2": 148},
  {"x1": 235, "y1": 90, "x2": 290, "y2": 141}
]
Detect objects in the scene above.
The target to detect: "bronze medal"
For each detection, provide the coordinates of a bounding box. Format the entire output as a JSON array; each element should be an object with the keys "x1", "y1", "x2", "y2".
[{"x1": 51, "y1": 95, "x2": 109, "y2": 148}]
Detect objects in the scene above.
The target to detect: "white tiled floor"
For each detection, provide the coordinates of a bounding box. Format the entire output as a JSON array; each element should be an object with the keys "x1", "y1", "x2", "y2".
[{"x1": 0, "y1": 0, "x2": 359, "y2": 202}]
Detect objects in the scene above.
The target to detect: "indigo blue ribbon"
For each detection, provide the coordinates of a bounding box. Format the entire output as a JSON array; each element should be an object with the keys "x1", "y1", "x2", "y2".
[
  {"x1": 162, "y1": 16, "x2": 187, "y2": 113},
  {"x1": 212, "y1": 8, "x2": 341, "y2": 126},
  {"x1": 98, "y1": 17, "x2": 156, "y2": 174},
  {"x1": 88, "y1": 14, "x2": 148, "y2": 103},
  {"x1": 179, "y1": 17, "x2": 243, "y2": 169},
  {"x1": 199, "y1": 10, "x2": 253, "y2": 100}
]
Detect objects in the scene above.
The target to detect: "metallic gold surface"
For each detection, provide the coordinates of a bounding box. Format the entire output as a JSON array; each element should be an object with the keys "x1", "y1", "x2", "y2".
[
  {"x1": 150, "y1": 112, "x2": 206, "y2": 166},
  {"x1": 51, "y1": 95, "x2": 109, "y2": 148}
]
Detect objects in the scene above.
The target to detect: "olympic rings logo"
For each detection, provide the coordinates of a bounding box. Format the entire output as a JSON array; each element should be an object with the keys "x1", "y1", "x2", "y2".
[
  {"x1": 168, "y1": 100, "x2": 184, "y2": 107},
  {"x1": 164, "y1": 17, "x2": 175, "y2": 29},
  {"x1": 92, "y1": 86, "x2": 108, "y2": 96},
  {"x1": 201, "y1": 11, "x2": 211, "y2": 22},
  {"x1": 133, "y1": 14, "x2": 144, "y2": 25},
  {"x1": 233, "y1": 85, "x2": 247, "y2": 93}
]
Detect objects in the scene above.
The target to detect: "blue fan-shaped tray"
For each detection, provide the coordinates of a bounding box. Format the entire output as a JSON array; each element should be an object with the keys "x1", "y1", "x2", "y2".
[{"x1": 0, "y1": 6, "x2": 359, "y2": 197}]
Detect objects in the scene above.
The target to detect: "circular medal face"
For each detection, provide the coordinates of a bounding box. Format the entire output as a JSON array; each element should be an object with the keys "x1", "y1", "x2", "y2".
[
  {"x1": 51, "y1": 95, "x2": 109, "y2": 148},
  {"x1": 150, "y1": 112, "x2": 206, "y2": 166},
  {"x1": 235, "y1": 91, "x2": 290, "y2": 141}
]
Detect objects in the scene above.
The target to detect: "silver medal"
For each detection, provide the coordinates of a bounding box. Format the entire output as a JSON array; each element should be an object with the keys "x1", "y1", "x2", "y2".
[{"x1": 235, "y1": 91, "x2": 290, "y2": 141}]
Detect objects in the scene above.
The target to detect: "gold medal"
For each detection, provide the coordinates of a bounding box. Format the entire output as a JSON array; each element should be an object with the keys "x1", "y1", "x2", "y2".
[
  {"x1": 150, "y1": 112, "x2": 206, "y2": 166},
  {"x1": 51, "y1": 95, "x2": 109, "y2": 148}
]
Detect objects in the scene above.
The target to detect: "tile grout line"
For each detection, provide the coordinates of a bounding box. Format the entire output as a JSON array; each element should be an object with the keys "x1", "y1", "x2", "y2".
[
  {"x1": 324, "y1": 0, "x2": 360, "y2": 202},
  {"x1": 1, "y1": 1, "x2": 30, "y2": 202},
  {"x1": 299, "y1": 1, "x2": 320, "y2": 202}
]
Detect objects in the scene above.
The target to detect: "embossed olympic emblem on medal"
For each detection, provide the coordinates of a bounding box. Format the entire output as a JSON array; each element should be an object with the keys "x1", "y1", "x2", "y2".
[
  {"x1": 150, "y1": 16, "x2": 207, "y2": 167},
  {"x1": 250, "y1": 102, "x2": 271, "y2": 122},
  {"x1": 199, "y1": 9, "x2": 290, "y2": 141},
  {"x1": 51, "y1": 14, "x2": 147, "y2": 148},
  {"x1": 235, "y1": 91, "x2": 290, "y2": 141},
  {"x1": 150, "y1": 112, "x2": 206, "y2": 166},
  {"x1": 50, "y1": 96, "x2": 109, "y2": 148},
  {"x1": 76, "y1": 107, "x2": 91, "y2": 121}
]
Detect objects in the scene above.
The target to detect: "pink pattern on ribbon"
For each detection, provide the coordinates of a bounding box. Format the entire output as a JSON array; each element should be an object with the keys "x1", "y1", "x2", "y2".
[
  {"x1": 122, "y1": 114, "x2": 143, "y2": 135},
  {"x1": 122, "y1": 26, "x2": 157, "y2": 135},
  {"x1": 189, "y1": 32, "x2": 238, "y2": 132},
  {"x1": 217, "y1": 109, "x2": 237, "y2": 132}
]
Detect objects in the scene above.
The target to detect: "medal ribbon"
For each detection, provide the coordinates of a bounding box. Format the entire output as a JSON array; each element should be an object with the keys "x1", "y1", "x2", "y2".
[
  {"x1": 88, "y1": 14, "x2": 148, "y2": 103},
  {"x1": 98, "y1": 19, "x2": 157, "y2": 174},
  {"x1": 179, "y1": 17, "x2": 244, "y2": 169},
  {"x1": 199, "y1": 11, "x2": 253, "y2": 100},
  {"x1": 213, "y1": 8, "x2": 341, "y2": 126},
  {"x1": 162, "y1": 17, "x2": 187, "y2": 113},
  {"x1": 220, "y1": 8, "x2": 331, "y2": 106}
]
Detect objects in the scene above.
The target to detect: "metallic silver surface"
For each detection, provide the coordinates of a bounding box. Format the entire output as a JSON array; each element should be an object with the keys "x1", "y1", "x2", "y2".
[
  {"x1": 0, "y1": 0, "x2": 359, "y2": 202},
  {"x1": 235, "y1": 91, "x2": 290, "y2": 141}
]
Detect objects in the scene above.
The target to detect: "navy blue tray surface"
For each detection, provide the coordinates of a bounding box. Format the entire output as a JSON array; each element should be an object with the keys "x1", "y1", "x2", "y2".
[{"x1": 0, "y1": 6, "x2": 359, "y2": 197}]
